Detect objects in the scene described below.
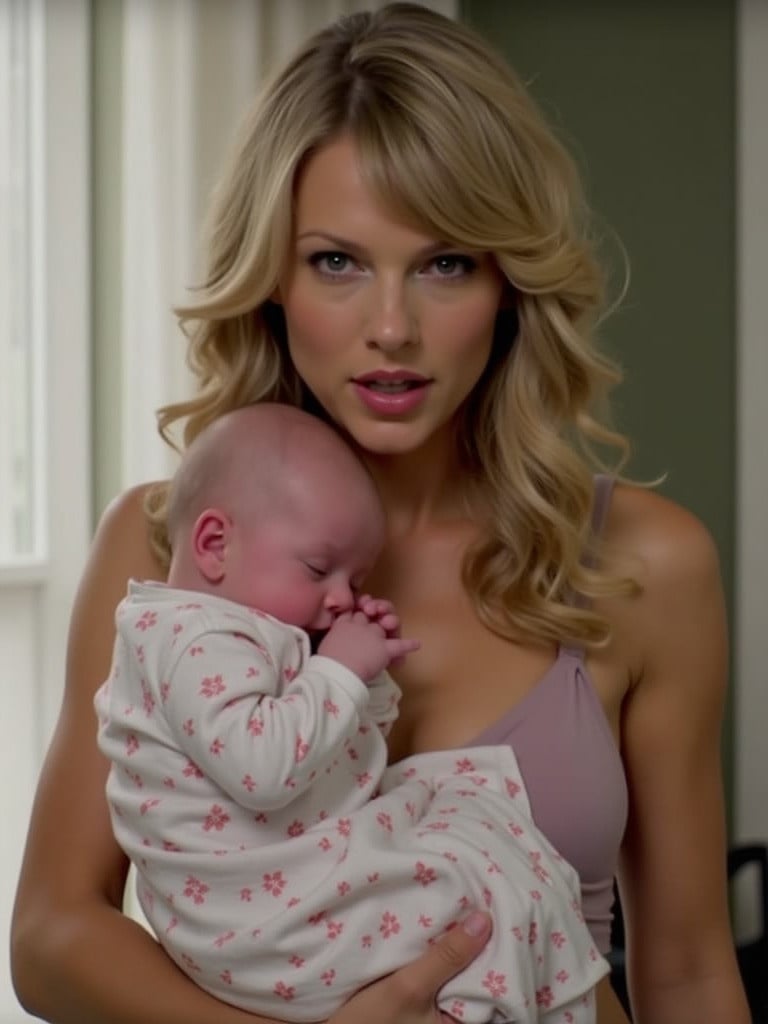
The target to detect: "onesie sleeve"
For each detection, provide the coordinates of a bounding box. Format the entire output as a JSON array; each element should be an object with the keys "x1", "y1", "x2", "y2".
[
  {"x1": 162, "y1": 629, "x2": 371, "y2": 811},
  {"x1": 364, "y1": 671, "x2": 402, "y2": 737}
]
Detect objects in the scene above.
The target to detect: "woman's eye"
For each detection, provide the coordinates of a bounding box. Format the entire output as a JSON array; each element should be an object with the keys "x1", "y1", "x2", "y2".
[
  {"x1": 426, "y1": 254, "x2": 476, "y2": 278},
  {"x1": 308, "y1": 252, "x2": 354, "y2": 276}
]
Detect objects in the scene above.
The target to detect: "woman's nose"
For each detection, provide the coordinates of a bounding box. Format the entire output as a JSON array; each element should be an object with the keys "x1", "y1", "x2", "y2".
[{"x1": 364, "y1": 280, "x2": 416, "y2": 352}]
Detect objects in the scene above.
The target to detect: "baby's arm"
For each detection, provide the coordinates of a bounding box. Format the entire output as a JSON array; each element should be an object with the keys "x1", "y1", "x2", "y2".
[{"x1": 161, "y1": 628, "x2": 373, "y2": 810}]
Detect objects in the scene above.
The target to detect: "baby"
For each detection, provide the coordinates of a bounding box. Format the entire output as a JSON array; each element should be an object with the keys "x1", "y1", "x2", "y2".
[{"x1": 95, "y1": 403, "x2": 607, "y2": 1023}]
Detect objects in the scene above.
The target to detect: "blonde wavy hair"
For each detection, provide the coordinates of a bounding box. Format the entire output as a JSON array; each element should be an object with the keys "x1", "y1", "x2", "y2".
[{"x1": 147, "y1": 1, "x2": 638, "y2": 648}]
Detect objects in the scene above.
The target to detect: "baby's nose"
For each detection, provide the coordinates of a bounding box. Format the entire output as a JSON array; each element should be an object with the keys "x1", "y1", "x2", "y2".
[{"x1": 325, "y1": 584, "x2": 354, "y2": 614}]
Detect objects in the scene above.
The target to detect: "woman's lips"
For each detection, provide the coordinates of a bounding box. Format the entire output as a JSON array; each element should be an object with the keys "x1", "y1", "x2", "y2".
[{"x1": 351, "y1": 372, "x2": 432, "y2": 416}]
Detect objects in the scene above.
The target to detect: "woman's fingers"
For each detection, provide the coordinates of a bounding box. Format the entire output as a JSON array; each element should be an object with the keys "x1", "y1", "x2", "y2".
[{"x1": 386, "y1": 912, "x2": 492, "y2": 1010}]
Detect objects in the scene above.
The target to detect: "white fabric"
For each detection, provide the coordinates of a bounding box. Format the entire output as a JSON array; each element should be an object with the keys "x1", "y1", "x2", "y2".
[{"x1": 96, "y1": 583, "x2": 608, "y2": 1023}]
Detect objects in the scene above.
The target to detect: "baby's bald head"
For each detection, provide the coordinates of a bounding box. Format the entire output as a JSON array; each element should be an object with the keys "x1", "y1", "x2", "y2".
[{"x1": 166, "y1": 403, "x2": 384, "y2": 569}]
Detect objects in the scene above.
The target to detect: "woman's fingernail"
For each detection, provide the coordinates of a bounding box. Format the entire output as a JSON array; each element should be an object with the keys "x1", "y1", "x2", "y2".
[{"x1": 462, "y1": 912, "x2": 489, "y2": 937}]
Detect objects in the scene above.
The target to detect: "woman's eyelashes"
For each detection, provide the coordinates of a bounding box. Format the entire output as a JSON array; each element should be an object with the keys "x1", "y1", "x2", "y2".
[{"x1": 306, "y1": 250, "x2": 478, "y2": 281}]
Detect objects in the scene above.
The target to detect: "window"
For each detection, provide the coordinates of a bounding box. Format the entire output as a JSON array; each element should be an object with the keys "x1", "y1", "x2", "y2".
[{"x1": 0, "y1": 0, "x2": 44, "y2": 566}]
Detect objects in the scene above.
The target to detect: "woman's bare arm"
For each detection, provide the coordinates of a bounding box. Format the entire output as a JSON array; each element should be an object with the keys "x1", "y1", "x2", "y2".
[
  {"x1": 609, "y1": 488, "x2": 750, "y2": 1024},
  {"x1": 11, "y1": 484, "x2": 489, "y2": 1024}
]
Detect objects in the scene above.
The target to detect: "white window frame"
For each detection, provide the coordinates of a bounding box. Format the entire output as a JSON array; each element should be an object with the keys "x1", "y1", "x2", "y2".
[{"x1": 1, "y1": 2, "x2": 90, "y2": 1019}]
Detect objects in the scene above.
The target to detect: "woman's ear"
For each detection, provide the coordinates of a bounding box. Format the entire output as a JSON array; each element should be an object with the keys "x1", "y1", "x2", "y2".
[{"x1": 192, "y1": 509, "x2": 230, "y2": 583}]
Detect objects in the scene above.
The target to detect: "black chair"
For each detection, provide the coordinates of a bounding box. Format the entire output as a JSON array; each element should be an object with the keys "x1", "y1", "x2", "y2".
[
  {"x1": 608, "y1": 842, "x2": 768, "y2": 1022},
  {"x1": 728, "y1": 842, "x2": 768, "y2": 1022}
]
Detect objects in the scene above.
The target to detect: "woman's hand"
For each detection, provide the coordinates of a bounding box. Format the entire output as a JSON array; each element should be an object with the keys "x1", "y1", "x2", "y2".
[{"x1": 328, "y1": 912, "x2": 492, "y2": 1023}]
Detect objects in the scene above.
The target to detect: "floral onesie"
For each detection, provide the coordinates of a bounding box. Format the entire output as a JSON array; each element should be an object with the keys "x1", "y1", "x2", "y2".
[{"x1": 95, "y1": 581, "x2": 609, "y2": 1023}]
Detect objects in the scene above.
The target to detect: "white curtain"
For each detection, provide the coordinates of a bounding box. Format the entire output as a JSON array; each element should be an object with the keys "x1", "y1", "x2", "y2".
[{"x1": 119, "y1": 0, "x2": 457, "y2": 488}]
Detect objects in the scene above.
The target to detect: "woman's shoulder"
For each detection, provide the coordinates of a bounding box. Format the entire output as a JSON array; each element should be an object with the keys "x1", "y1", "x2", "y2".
[
  {"x1": 92, "y1": 481, "x2": 169, "y2": 583},
  {"x1": 600, "y1": 481, "x2": 725, "y2": 676},
  {"x1": 604, "y1": 480, "x2": 722, "y2": 587}
]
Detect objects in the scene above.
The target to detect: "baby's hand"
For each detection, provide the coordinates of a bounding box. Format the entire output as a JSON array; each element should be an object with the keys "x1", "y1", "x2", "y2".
[{"x1": 317, "y1": 609, "x2": 419, "y2": 683}]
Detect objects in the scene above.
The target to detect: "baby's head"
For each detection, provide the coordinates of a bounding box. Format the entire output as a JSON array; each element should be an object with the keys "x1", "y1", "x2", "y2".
[{"x1": 166, "y1": 403, "x2": 386, "y2": 630}]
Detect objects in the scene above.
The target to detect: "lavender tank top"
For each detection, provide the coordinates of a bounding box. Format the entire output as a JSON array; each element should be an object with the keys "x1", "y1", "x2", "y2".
[{"x1": 468, "y1": 476, "x2": 627, "y2": 954}]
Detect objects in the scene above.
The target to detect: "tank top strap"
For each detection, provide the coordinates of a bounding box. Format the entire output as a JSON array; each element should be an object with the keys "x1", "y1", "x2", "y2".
[{"x1": 559, "y1": 474, "x2": 616, "y2": 659}]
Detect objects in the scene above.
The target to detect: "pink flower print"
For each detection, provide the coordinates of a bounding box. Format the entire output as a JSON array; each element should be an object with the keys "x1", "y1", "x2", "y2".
[
  {"x1": 262, "y1": 871, "x2": 286, "y2": 897},
  {"x1": 418, "y1": 914, "x2": 433, "y2": 928},
  {"x1": 214, "y1": 930, "x2": 236, "y2": 948},
  {"x1": 289, "y1": 954, "x2": 305, "y2": 968},
  {"x1": 529, "y1": 850, "x2": 551, "y2": 884},
  {"x1": 242, "y1": 773, "x2": 256, "y2": 792},
  {"x1": 323, "y1": 698, "x2": 340, "y2": 716},
  {"x1": 337, "y1": 818, "x2": 351, "y2": 837},
  {"x1": 182, "y1": 718, "x2": 195, "y2": 736},
  {"x1": 564, "y1": 1015, "x2": 575, "y2": 1024},
  {"x1": 273, "y1": 981, "x2": 295, "y2": 1002},
  {"x1": 200, "y1": 674, "x2": 225, "y2": 698},
  {"x1": 203, "y1": 804, "x2": 230, "y2": 832},
  {"x1": 123, "y1": 767, "x2": 143, "y2": 788},
  {"x1": 376, "y1": 811, "x2": 393, "y2": 832},
  {"x1": 425, "y1": 820, "x2": 449, "y2": 831},
  {"x1": 183, "y1": 759, "x2": 203, "y2": 779},
  {"x1": 530, "y1": 889, "x2": 542, "y2": 902},
  {"x1": 254, "y1": 812, "x2": 269, "y2": 823},
  {"x1": 135, "y1": 644, "x2": 145, "y2": 663},
  {"x1": 125, "y1": 733, "x2": 139, "y2": 756},
  {"x1": 361, "y1": 934, "x2": 372, "y2": 949},
  {"x1": 458, "y1": 895, "x2": 471, "y2": 911},
  {"x1": 367, "y1": 873, "x2": 380, "y2": 884},
  {"x1": 135, "y1": 611, "x2": 157, "y2": 632},
  {"x1": 240, "y1": 887, "x2": 252, "y2": 902},
  {"x1": 507, "y1": 821, "x2": 524, "y2": 837},
  {"x1": 318, "y1": 837, "x2": 332, "y2": 852},
  {"x1": 528, "y1": 921, "x2": 538, "y2": 945},
  {"x1": 355, "y1": 772, "x2": 372, "y2": 788},
  {"x1": 180, "y1": 953, "x2": 201, "y2": 973},
  {"x1": 287, "y1": 896, "x2": 300, "y2": 908},
  {"x1": 162, "y1": 840, "x2": 181, "y2": 852},
  {"x1": 402, "y1": 766, "x2": 417, "y2": 779},
  {"x1": 512, "y1": 926, "x2": 524, "y2": 941},
  {"x1": 326, "y1": 919, "x2": 344, "y2": 940},
  {"x1": 220, "y1": 970, "x2": 232, "y2": 985},
  {"x1": 295, "y1": 736, "x2": 309, "y2": 763},
  {"x1": 209, "y1": 737, "x2": 225, "y2": 756},
  {"x1": 443, "y1": 851, "x2": 458, "y2": 863},
  {"x1": 536, "y1": 986, "x2": 554, "y2": 1009},
  {"x1": 183, "y1": 876, "x2": 209, "y2": 905},
  {"x1": 481, "y1": 971, "x2": 508, "y2": 999},
  {"x1": 346, "y1": 745, "x2": 359, "y2": 761},
  {"x1": 246, "y1": 664, "x2": 260, "y2": 678},
  {"x1": 556, "y1": 969, "x2": 570, "y2": 984},
  {"x1": 172, "y1": 622, "x2": 183, "y2": 635},
  {"x1": 283, "y1": 665, "x2": 297, "y2": 682},
  {"x1": 379, "y1": 911, "x2": 400, "y2": 939},
  {"x1": 505, "y1": 776, "x2": 521, "y2": 798},
  {"x1": 413, "y1": 861, "x2": 438, "y2": 887},
  {"x1": 337, "y1": 880, "x2": 351, "y2": 897},
  {"x1": 287, "y1": 820, "x2": 305, "y2": 838},
  {"x1": 454, "y1": 757, "x2": 475, "y2": 773},
  {"x1": 159, "y1": 681, "x2": 170, "y2": 703},
  {"x1": 165, "y1": 916, "x2": 178, "y2": 935},
  {"x1": 482, "y1": 887, "x2": 493, "y2": 908},
  {"x1": 247, "y1": 716, "x2": 264, "y2": 736},
  {"x1": 141, "y1": 680, "x2": 156, "y2": 716},
  {"x1": 551, "y1": 931, "x2": 566, "y2": 949},
  {"x1": 321, "y1": 969, "x2": 336, "y2": 986},
  {"x1": 450, "y1": 1000, "x2": 465, "y2": 1019},
  {"x1": 139, "y1": 798, "x2": 160, "y2": 816}
]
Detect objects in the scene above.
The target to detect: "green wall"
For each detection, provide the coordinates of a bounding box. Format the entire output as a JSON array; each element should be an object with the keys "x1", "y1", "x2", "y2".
[{"x1": 462, "y1": 0, "x2": 736, "y2": 811}]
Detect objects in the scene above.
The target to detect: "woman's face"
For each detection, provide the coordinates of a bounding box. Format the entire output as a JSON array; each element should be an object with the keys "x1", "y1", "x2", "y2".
[{"x1": 275, "y1": 136, "x2": 506, "y2": 458}]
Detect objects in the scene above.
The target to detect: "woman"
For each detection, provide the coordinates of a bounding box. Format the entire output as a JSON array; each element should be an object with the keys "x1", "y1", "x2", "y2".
[{"x1": 11, "y1": 4, "x2": 749, "y2": 1023}]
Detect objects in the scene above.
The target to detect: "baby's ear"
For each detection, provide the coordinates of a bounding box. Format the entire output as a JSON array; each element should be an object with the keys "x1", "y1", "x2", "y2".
[{"x1": 192, "y1": 509, "x2": 230, "y2": 582}]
